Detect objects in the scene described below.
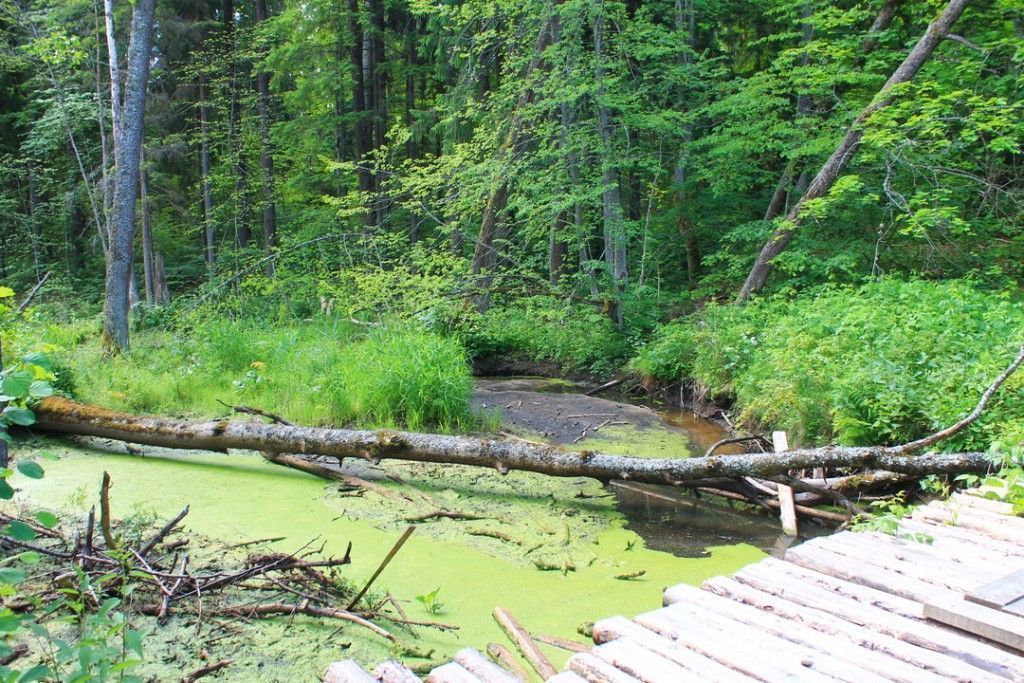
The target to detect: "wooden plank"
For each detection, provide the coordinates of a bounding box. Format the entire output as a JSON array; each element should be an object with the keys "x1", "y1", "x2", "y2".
[
  {"x1": 720, "y1": 568, "x2": 1019, "y2": 681},
  {"x1": 832, "y1": 529, "x2": 1009, "y2": 579},
  {"x1": 773, "y1": 431, "x2": 799, "y2": 536},
  {"x1": 966, "y1": 569, "x2": 1024, "y2": 610},
  {"x1": 635, "y1": 607, "x2": 832, "y2": 682},
  {"x1": 665, "y1": 581, "x2": 946, "y2": 683},
  {"x1": 726, "y1": 556, "x2": 922, "y2": 618},
  {"x1": 372, "y1": 660, "x2": 421, "y2": 683},
  {"x1": 815, "y1": 532, "x2": 1001, "y2": 591},
  {"x1": 1005, "y1": 597, "x2": 1024, "y2": 617},
  {"x1": 593, "y1": 638, "x2": 693, "y2": 683},
  {"x1": 546, "y1": 673, "x2": 588, "y2": 683},
  {"x1": 427, "y1": 662, "x2": 483, "y2": 683},
  {"x1": 899, "y1": 517, "x2": 1024, "y2": 560},
  {"x1": 454, "y1": 649, "x2": 521, "y2": 683},
  {"x1": 955, "y1": 492, "x2": 1016, "y2": 516},
  {"x1": 323, "y1": 661, "x2": 377, "y2": 683},
  {"x1": 593, "y1": 615, "x2": 752, "y2": 683},
  {"x1": 566, "y1": 652, "x2": 642, "y2": 683},
  {"x1": 916, "y1": 502, "x2": 1024, "y2": 544},
  {"x1": 925, "y1": 596, "x2": 1024, "y2": 653},
  {"x1": 662, "y1": 589, "x2": 893, "y2": 683},
  {"x1": 784, "y1": 541, "x2": 962, "y2": 603}
]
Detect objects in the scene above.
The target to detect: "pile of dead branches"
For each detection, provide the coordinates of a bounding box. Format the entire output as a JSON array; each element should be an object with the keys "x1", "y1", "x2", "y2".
[{"x1": 0, "y1": 473, "x2": 455, "y2": 676}]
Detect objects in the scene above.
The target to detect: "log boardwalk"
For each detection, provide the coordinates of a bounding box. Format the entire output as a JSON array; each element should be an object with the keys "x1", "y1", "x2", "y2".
[{"x1": 326, "y1": 489, "x2": 1024, "y2": 682}]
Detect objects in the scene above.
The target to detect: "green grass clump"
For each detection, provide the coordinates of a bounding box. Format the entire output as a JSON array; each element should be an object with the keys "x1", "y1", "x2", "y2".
[
  {"x1": 633, "y1": 279, "x2": 1024, "y2": 449},
  {"x1": 462, "y1": 296, "x2": 631, "y2": 375},
  {"x1": 324, "y1": 326, "x2": 472, "y2": 431},
  {"x1": 44, "y1": 315, "x2": 473, "y2": 432}
]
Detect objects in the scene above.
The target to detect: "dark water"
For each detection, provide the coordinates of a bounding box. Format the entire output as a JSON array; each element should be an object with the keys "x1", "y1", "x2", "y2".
[{"x1": 488, "y1": 376, "x2": 826, "y2": 557}]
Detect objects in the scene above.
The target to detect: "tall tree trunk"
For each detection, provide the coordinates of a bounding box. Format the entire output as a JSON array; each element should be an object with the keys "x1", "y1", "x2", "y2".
[
  {"x1": 349, "y1": 0, "x2": 373, "y2": 214},
  {"x1": 222, "y1": 0, "x2": 250, "y2": 249},
  {"x1": 101, "y1": 0, "x2": 156, "y2": 353},
  {"x1": 103, "y1": 0, "x2": 122, "y2": 157},
  {"x1": 736, "y1": 0, "x2": 970, "y2": 302},
  {"x1": 254, "y1": 0, "x2": 277, "y2": 275},
  {"x1": 593, "y1": 1, "x2": 627, "y2": 325},
  {"x1": 469, "y1": 1, "x2": 565, "y2": 310},
  {"x1": 140, "y1": 146, "x2": 155, "y2": 305},
  {"x1": 673, "y1": 0, "x2": 700, "y2": 286},
  {"x1": 199, "y1": 76, "x2": 215, "y2": 271}
]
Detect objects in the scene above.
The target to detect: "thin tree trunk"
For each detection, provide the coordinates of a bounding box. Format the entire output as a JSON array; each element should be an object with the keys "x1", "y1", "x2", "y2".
[
  {"x1": 593, "y1": 1, "x2": 627, "y2": 324},
  {"x1": 101, "y1": 0, "x2": 156, "y2": 353},
  {"x1": 199, "y1": 77, "x2": 215, "y2": 271},
  {"x1": 140, "y1": 146, "x2": 155, "y2": 305},
  {"x1": 254, "y1": 0, "x2": 277, "y2": 274},
  {"x1": 469, "y1": 1, "x2": 565, "y2": 309},
  {"x1": 222, "y1": 0, "x2": 250, "y2": 249},
  {"x1": 103, "y1": 0, "x2": 122, "y2": 153},
  {"x1": 736, "y1": 0, "x2": 971, "y2": 302}
]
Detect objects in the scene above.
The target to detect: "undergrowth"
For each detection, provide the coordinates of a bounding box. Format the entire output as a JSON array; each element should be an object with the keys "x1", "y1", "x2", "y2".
[
  {"x1": 36, "y1": 314, "x2": 474, "y2": 432},
  {"x1": 633, "y1": 279, "x2": 1024, "y2": 449}
]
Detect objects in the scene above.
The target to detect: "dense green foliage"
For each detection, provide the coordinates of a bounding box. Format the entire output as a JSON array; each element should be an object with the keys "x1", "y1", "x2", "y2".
[
  {"x1": 0, "y1": 0, "x2": 1021, "y2": 440},
  {"x1": 634, "y1": 279, "x2": 1024, "y2": 448},
  {"x1": 37, "y1": 315, "x2": 475, "y2": 430}
]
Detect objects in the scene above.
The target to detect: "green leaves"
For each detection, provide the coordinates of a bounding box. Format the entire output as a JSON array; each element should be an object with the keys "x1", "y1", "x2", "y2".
[
  {"x1": 1, "y1": 372, "x2": 31, "y2": 400},
  {"x1": 2, "y1": 408, "x2": 34, "y2": 427},
  {"x1": 15, "y1": 461, "x2": 43, "y2": 479},
  {"x1": 0, "y1": 568, "x2": 26, "y2": 585},
  {"x1": 5, "y1": 521, "x2": 35, "y2": 542},
  {"x1": 35, "y1": 511, "x2": 58, "y2": 528}
]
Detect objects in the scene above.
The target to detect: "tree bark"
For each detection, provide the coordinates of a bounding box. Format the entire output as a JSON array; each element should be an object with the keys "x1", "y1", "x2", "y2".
[
  {"x1": 139, "y1": 146, "x2": 155, "y2": 305},
  {"x1": 593, "y1": 1, "x2": 627, "y2": 324},
  {"x1": 101, "y1": 0, "x2": 156, "y2": 353},
  {"x1": 33, "y1": 397, "x2": 994, "y2": 488},
  {"x1": 736, "y1": 0, "x2": 970, "y2": 302},
  {"x1": 199, "y1": 76, "x2": 215, "y2": 271},
  {"x1": 223, "y1": 0, "x2": 251, "y2": 249},
  {"x1": 254, "y1": 0, "x2": 277, "y2": 274}
]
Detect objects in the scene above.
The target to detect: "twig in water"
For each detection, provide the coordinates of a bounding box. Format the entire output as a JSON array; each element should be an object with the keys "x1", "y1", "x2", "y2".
[
  {"x1": 181, "y1": 658, "x2": 233, "y2": 682},
  {"x1": 346, "y1": 526, "x2": 415, "y2": 610}
]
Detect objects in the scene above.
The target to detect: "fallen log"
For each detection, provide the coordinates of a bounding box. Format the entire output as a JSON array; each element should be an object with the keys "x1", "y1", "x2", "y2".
[{"x1": 34, "y1": 397, "x2": 995, "y2": 486}]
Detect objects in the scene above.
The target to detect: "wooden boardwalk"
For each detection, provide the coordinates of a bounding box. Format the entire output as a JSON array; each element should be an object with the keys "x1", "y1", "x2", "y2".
[{"x1": 326, "y1": 490, "x2": 1024, "y2": 682}]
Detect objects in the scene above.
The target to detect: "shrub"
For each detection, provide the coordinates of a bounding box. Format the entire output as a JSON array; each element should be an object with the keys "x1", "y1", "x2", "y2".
[
  {"x1": 633, "y1": 279, "x2": 1024, "y2": 449},
  {"x1": 462, "y1": 297, "x2": 631, "y2": 375},
  {"x1": 325, "y1": 326, "x2": 472, "y2": 431}
]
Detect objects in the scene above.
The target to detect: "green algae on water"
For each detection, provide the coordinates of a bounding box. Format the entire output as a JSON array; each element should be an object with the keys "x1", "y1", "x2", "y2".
[{"x1": 10, "y1": 440, "x2": 763, "y2": 680}]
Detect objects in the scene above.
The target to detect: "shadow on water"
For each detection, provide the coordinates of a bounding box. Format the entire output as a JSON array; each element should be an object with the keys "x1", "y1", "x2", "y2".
[{"x1": 513, "y1": 376, "x2": 831, "y2": 558}]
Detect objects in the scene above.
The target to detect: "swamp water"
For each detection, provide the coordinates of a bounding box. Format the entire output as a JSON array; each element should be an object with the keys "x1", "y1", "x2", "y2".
[{"x1": 10, "y1": 379, "x2": 776, "y2": 680}]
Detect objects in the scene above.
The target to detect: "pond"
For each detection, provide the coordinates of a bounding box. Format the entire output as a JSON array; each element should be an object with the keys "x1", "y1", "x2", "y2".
[{"x1": 8, "y1": 379, "x2": 786, "y2": 680}]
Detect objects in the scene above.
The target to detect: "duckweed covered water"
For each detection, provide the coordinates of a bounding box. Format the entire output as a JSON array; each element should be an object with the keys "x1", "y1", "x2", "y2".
[{"x1": 12, "y1": 438, "x2": 763, "y2": 681}]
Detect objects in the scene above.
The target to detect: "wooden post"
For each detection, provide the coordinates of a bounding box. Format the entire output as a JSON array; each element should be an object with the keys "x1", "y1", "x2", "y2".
[{"x1": 773, "y1": 431, "x2": 799, "y2": 536}]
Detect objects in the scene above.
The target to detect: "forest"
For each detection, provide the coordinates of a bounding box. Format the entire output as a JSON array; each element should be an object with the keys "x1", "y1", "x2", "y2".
[{"x1": 0, "y1": 0, "x2": 1023, "y2": 680}]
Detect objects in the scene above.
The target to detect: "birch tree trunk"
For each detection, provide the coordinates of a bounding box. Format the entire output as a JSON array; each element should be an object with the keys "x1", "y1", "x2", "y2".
[
  {"x1": 736, "y1": 0, "x2": 970, "y2": 302},
  {"x1": 101, "y1": 0, "x2": 156, "y2": 353}
]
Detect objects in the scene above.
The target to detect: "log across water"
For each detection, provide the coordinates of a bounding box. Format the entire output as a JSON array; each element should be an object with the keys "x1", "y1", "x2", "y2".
[{"x1": 33, "y1": 397, "x2": 993, "y2": 486}]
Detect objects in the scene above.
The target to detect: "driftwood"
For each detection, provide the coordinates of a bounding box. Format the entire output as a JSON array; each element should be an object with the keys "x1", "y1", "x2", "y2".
[{"x1": 34, "y1": 397, "x2": 994, "y2": 487}]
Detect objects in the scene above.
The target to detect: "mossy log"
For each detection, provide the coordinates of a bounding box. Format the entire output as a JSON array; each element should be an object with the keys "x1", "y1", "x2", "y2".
[{"x1": 33, "y1": 398, "x2": 993, "y2": 486}]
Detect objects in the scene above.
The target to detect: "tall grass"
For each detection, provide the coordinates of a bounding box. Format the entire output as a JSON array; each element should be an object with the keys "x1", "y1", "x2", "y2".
[{"x1": 45, "y1": 316, "x2": 473, "y2": 431}]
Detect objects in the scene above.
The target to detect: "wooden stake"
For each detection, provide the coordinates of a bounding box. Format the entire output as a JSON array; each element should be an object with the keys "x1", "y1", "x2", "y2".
[
  {"x1": 773, "y1": 432, "x2": 798, "y2": 536},
  {"x1": 492, "y1": 607, "x2": 557, "y2": 680}
]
